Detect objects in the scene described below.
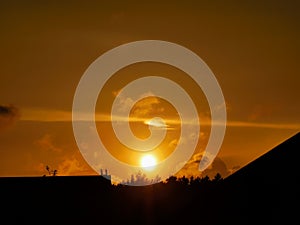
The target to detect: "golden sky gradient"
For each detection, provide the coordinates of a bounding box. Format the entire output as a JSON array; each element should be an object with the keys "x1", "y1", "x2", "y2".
[{"x1": 0, "y1": 1, "x2": 299, "y2": 180}]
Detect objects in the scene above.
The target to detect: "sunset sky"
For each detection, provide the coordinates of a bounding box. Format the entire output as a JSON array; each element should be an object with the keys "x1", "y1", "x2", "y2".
[{"x1": 0, "y1": 1, "x2": 299, "y2": 181}]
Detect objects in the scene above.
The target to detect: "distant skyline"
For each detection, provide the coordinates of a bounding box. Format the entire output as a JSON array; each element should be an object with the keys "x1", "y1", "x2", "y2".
[{"x1": 0, "y1": 1, "x2": 299, "y2": 179}]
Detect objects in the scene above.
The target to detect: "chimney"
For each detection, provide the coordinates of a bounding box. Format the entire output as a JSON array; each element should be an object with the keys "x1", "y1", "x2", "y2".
[
  {"x1": 100, "y1": 169, "x2": 103, "y2": 176},
  {"x1": 105, "y1": 169, "x2": 108, "y2": 175}
]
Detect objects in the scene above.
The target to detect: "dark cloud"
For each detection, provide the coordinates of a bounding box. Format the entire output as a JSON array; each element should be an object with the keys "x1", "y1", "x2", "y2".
[
  {"x1": 200, "y1": 157, "x2": 230, "y2": 179},
  {"x1": 0, "y1": 105, "x2": 17, "y2": 115},
  {"x1": 0, "y1": 104, "x2": 20, "y2": 131},
  {"x1": 177, "y1": 152, "x2": 240, "y2": 179},
  {"x1": 228, "y1": 165, "x2": 241, "y2": 175}
]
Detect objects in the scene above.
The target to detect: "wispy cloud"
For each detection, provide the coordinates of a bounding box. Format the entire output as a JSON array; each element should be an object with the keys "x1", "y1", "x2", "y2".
[
  {"x1": 21, "y1": 108, "x2": 72, "y2": 122},
  {"x1": 34, "y1": 134, "x2": 62, "y2": 153},
  {"x1": 57, "y1": 154, "x2": 92, "y2": 176},
  {"x1": 225, "y1": 121, "x2": 300, "y2": 130},
  {"x1": 21, "y1": 107, "x2": 300, "y2": 130}
]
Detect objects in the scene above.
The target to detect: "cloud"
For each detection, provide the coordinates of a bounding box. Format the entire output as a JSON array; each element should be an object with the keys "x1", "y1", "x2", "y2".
[
  {"x1": 0, "y1": 104, "x2": 20, "y2": 132},
  {"x1": 247, "y1": 104, "x2": 278, "y2": 121},
  {"x1": 21, "y1": 108, "x2": 72, "y2": 122},
  {"x1": 200, "y1": 156, "x2": 230, "y2": 178},
  {"x1": 168, "y1": 139, "x2": 179, "y2": 148},
  {"x1": 114, "y1": 94, "x2": 135, "y2": 114},
  {"x1": 228, "y1": 165, "x2": 241, "y2": 175},
  {"x1": 35, "y1": 162, "x2": 48, "y2": 174},
  {"x1": 176, "y1": 152, "x2": 237, "y2": 179},
  {"x1": 34, "y1": 134, "x2": 93, "y2": 176},
  {"x1": 20, "y1": 106, "x2": 300, "y2": 131},
  {"x1": 131, "y1": 96, "x2": 163, "y2": 117},
  {"x1": 113, "y1": 90, "x2": 164, "y2": 117},
  {"x1": 35, "y1": 134, "x2": 62, "y2": 153},
  {"x1": 36, "y1": 155, "x2": 91, "y2": 176},
  {"x1": 175, "y1": 152, "x2": 203, "y2": 178},
  {"x1": 57, "y1": 154, "x2": 91, "y2": 176},
  {"x1": 225, "y1": 121, "x2": 300, "y2": 130}
]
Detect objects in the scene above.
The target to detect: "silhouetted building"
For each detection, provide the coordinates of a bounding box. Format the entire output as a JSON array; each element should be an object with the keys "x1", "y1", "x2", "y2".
[
  {"x1": 221, "y1": 132, "x2": 300, "y2": 225},
  {"x1": 100, "y1": 168, "x2": 111, "y2": 181}
]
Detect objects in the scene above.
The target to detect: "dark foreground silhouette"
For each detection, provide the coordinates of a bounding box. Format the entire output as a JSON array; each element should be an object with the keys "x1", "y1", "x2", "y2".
[{"x1": 1, "y1": 132, "x2": 299, "y2": 225}]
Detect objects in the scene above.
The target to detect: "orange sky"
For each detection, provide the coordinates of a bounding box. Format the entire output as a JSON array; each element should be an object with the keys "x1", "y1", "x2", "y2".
[{"x1": 0, "y1": 1, "x2": 299, "y2": 181}]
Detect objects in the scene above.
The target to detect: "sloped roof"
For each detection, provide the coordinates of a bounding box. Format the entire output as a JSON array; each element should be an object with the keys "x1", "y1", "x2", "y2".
[
  {"x1": 220, "y1": 132, "x2": 300, "y2": 225},
  {"x1": 225, "y1": 132, "x2": 300, "y2": 185}
]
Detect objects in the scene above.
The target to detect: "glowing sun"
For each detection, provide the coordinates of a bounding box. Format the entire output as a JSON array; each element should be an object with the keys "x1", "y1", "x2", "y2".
[{"x1": 140, "y1": 154, "x2": 157, "y2": 168}]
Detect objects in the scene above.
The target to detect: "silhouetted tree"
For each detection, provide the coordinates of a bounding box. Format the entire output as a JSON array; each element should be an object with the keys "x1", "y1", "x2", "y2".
[
  {"x1": 201, "y1": 175, "x2": 210, "y2": 184},
  {"x1": 122, "y1": 171, "x2": 161, "y2": 185},
  {"x1": 52, "y1": 169, "x2": 57, "y2": 176},
  {"x1": 166, "y1": 175, "x2": 177, "y2": 184},
  {"x1": 190, "y1": 176, "x2": 202, "y2": 186},
  {"x1": 190, "y1": 176, "x2": 194, "y2": 184},
  {"x1": 46, "y1": 165, "x2": 50, "y2": 175},
  {"x1": 178, "y1": 176, "x2": 189, "y2": 185},
  {"x1": 44, "y1": 165, "x2": 58, "y2": 176}
]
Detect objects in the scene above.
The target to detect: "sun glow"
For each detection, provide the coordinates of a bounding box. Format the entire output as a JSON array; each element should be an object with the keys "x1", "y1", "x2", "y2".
[{"x1": 140, "y1": 154, "x2": 157, "y2": 168}]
